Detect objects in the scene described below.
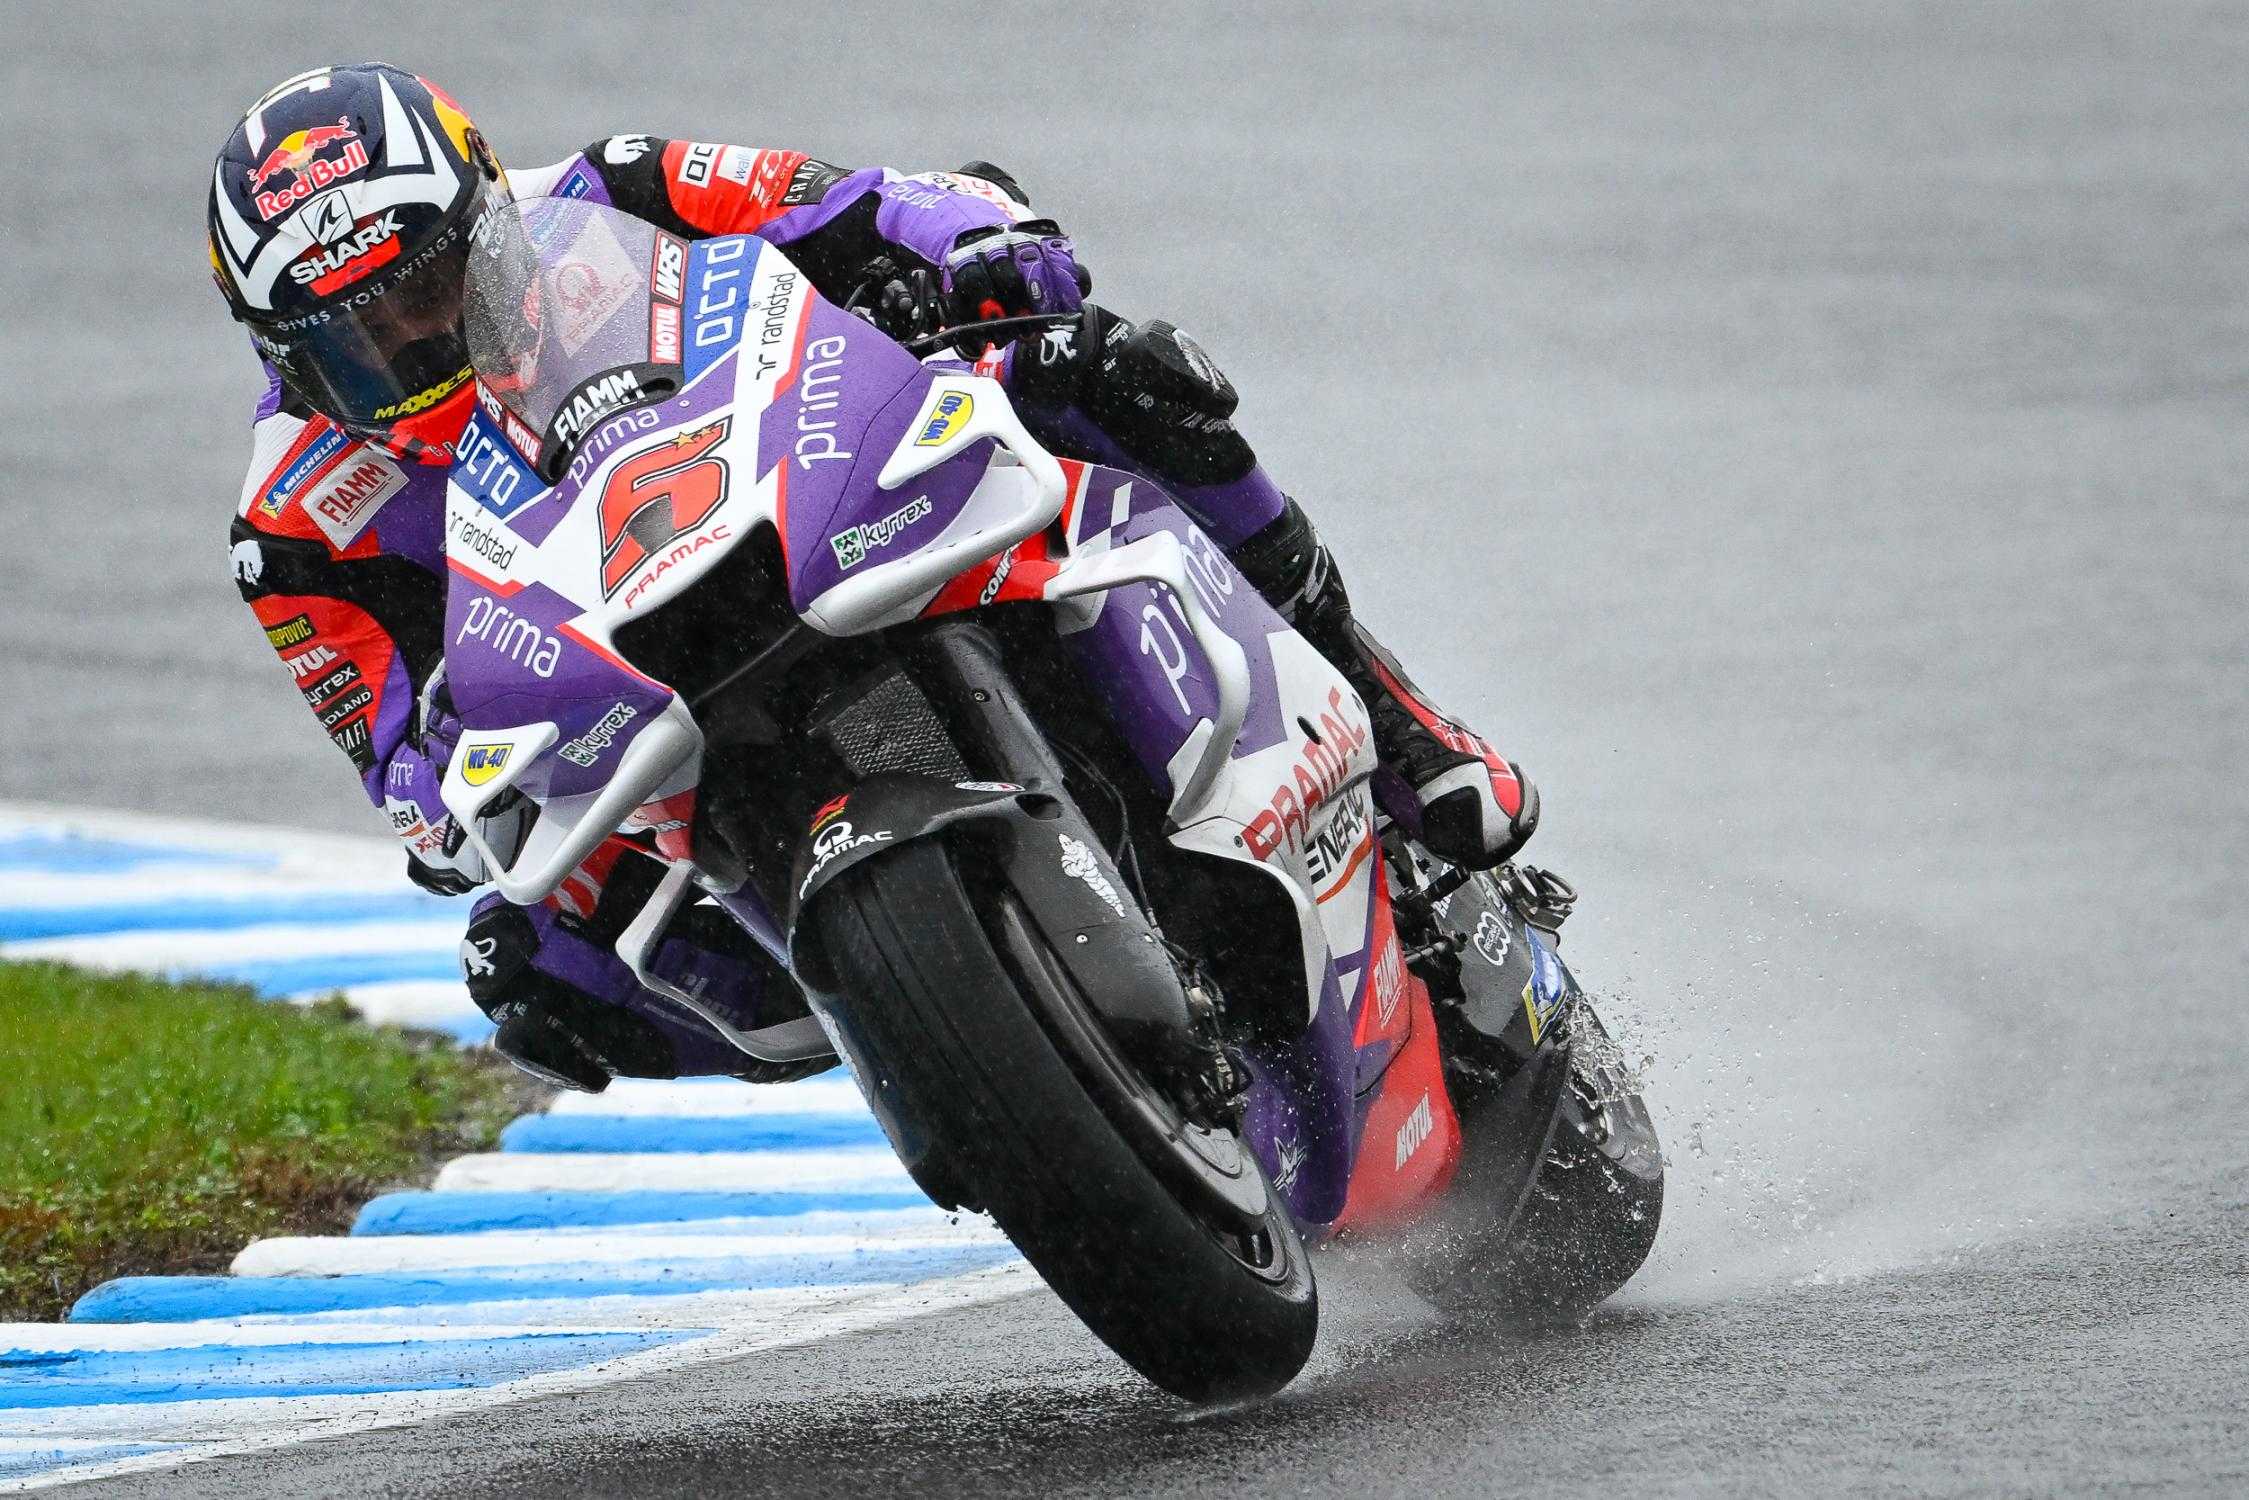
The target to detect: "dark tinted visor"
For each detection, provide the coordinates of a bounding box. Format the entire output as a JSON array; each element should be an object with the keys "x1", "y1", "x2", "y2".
[{"x1": 245, "y1": 182, "x2": 497, "y2": 429}]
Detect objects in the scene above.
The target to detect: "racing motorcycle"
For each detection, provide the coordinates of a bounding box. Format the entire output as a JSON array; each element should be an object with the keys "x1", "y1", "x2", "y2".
[{"x1": 439, "y1": 197, "x2": 1662, "y2": 1401}]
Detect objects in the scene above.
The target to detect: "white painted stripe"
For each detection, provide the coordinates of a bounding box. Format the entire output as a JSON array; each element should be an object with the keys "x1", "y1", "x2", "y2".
[
  {"x1": 232, "y1": 1216, "x2": 1006, "y2": 1276},
  {"x1": 0, "y1": 801, "x2": 399, "y2": 872},
  {"x1": 545, "y1": 1076, "x2": 870, "y2": 1118},
  {"x1": 269, "y1": 1283, "x2": 884, "y2": 1330},
  {"x1": 288, "y1": 980, "x2": 481, "y2": 1028},
  {"x1": 5, "y1": 920, "x2": 460, "y2": 969},
  {"x1": 0, "y1": 1263, "x2": 1037, "y2": 1489},
  {"x1": 0, "y1": 1322, "x2": 653, "y2": 1353},
  {"x1": 434, "y1": 1150, "x2": 912, "y2": 1194},
  {"x1": 0, "y1": 868, "x2": 412, "y2": 907}
]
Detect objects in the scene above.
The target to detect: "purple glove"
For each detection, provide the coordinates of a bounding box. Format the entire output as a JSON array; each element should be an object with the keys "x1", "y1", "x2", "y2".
[
  {"x1": 389, "y1": 677, "x2": 489, "y2": 896},
  {"x1": 941, "y1": 218, "x2": 1088, "y2": 334}
]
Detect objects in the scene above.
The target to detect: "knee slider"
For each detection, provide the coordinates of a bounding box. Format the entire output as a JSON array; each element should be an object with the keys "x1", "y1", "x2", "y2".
[
  {"x1": 1080, "y1": 313, "x2": 1257, "y2": 487},
  {"x1": 1106, "y1": 319, "x2": 1240, "y2": 420},
  {"x1": 460, "y1": 899, "x2": 674, "y2": 1091}
]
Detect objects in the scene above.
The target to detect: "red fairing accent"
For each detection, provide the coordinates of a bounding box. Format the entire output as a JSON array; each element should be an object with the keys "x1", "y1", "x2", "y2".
[
  {"x1": 1331, "y1": 886, "x2": 1463, "y2": 1233},
  {"x1": 379, "y1": 382, "x2": 478, "y2": 464},
  {"x1": 1367, "y1": 655, "x2": 1526, "y2": 819},
  {"x1": 660, "y1": 141, "x2": 810, "y2": 235},
  {"x1": 916, "y1": 459, "x2": 1087, "y2": 619},
  {"x1": 549, "y1": 837, "x2": 638, "y2": 920}
]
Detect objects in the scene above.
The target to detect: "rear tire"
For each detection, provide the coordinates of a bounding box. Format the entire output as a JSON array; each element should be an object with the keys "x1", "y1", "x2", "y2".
[
  {"x1": 1403, "y1": 1012, "x2": 1664, "y2": 1325},
  {"x1": 812, "y1": 838, "x2": 1317, "y2": 1401}
]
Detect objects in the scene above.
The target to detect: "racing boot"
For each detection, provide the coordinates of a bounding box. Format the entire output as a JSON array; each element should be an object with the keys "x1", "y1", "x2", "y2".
[
  {"x1": 999, "y1": 311, "x2": 1535, "y2": 864},
  {"x1": 1229, "y1": 498, "x2": 1540, "y2": 869},
  {"x1": 459, "y1": 845, "x2": 831, "y2": 1092}
]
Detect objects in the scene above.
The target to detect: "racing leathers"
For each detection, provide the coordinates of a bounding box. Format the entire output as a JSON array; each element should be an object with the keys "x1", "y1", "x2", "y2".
[{"x1": 228, "y1": 136, "x2": 1535, "y2": 1090}]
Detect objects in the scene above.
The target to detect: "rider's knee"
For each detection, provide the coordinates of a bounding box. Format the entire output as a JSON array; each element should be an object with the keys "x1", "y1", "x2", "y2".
[
  {"x1": 459, "y1": 896, "x2": 674, "y2": 1092},
  {"x1": 1019, "y1": 306, "x2": 1259, "y2": 489}
]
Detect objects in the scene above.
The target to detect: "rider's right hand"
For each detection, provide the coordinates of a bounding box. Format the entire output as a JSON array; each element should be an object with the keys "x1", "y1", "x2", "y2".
[{"x1": 391, "y1": 678, "x2": 492, "y2": 895}]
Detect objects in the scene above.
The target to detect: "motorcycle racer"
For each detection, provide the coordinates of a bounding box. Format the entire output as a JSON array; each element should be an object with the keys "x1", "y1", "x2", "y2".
[{"x1": 211, "y1": 63, "x2": 1537, "y2": 1090}]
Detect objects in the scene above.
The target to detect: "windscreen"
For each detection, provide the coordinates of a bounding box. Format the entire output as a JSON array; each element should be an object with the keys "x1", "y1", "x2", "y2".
[{"x1": 463, "y1": 198, "x2": 670, "y2": 470}]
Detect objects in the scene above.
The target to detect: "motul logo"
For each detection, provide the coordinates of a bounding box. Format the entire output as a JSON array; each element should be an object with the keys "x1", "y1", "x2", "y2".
[{"x1": 1394, "y1": 1093, "x2": 1434, "y2": 1170}]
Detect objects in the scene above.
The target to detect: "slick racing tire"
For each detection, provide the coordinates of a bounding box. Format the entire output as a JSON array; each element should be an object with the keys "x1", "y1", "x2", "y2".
[
  {"x1": 812, "y1": 838, "x2": 1317, "y2": 1403},
  {"x1": 1404, "y1": 1009, "x2": 1664, "y2": 1327}
]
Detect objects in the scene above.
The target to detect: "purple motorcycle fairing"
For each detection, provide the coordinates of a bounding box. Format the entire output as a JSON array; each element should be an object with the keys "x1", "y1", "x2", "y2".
[
  {"x1": 750, "y1": 292, "x2": 998, "y2": 611},
  {"x1": 1048, "y1": 463, "x2": 1384, "y2": 1227},
  {"x1": 442, "y1": 202, "x2": 1397, "y2": 1229}
]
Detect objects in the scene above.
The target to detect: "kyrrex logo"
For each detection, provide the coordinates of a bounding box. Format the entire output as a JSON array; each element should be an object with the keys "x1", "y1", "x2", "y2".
[{"x1": 829, "y1": 496, "x2": 933, "y2": 570}]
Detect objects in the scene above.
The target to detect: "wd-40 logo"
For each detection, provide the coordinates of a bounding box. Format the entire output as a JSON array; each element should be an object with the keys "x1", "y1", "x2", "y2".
[
  {"x1": 251, "y1": 117, "x2": 369, "y2": 220},
  {"x1": 460, "y1": 744, "x2": 512, "y2": 787},
  {"x1": 915, "y1": 390, "x2": 973, "y2": 446},
  {"x1": 829, "y1": 496, "x2": 932, "y2": 570}
]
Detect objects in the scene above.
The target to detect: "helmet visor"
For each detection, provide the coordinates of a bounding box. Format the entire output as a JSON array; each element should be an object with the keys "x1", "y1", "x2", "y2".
[{"x1": 245, "y1": 180, "x2": 500, "y2": 430}]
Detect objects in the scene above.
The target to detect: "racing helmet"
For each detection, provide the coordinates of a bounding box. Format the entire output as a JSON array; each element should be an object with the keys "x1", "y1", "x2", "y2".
[{"x1": 207, "y1": 63, "x2": 508, "y2": 454}]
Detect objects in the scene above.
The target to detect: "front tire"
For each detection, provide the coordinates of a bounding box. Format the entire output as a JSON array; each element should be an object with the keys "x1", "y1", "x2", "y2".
[{"x1": 811, "y1": 838, "x2": 1318, "y2": 1401}]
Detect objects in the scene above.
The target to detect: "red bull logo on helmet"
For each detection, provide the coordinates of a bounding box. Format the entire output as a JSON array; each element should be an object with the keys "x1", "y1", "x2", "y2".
[{"x1": 251, "y1": 117, "x2": 369, "y2": 220}]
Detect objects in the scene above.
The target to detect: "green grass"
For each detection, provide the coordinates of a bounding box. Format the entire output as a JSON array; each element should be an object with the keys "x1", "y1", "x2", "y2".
[{"x1": 0, "y1": 960, "x2": 530, "y2": 1321}]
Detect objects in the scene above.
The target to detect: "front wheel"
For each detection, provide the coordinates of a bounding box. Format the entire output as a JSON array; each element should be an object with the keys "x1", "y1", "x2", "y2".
[{"x1": 809, "y1": 838, "x2": 1317, "y2": 1401}]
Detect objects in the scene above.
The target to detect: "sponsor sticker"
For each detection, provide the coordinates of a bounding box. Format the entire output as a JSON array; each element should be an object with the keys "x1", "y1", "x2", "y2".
[
  {"x1": 808, "y1": 793, "x2": 850, "y2": 834},
  {"x1": 1394, "y1": 1091, "x2": 1435, "y2": 1170},
  {"x1": 1472, "y1": 910, "x2": 1513, "y2": 968},
  {"x1": 1058, "y1": 832, "x2": 1127, "y2": 917},
  {"x1": 829, "y1": 496, "x2": 933, "y2": 571},
  {"x1": 454, "y1": 596, "x2": 563, "y2": 679},
  {"x1": 250, "y1": 119, "x2": 369, "y2": 220},
  {"x1": 676, "y1": 141, "x2": 723, "y2": 189},
  {"x1": 330, "y1": 716, "x2": 375, "y2": 773},
  {"x1": 1372, "y1": 936, "x2": 1406, "y2": 1028},
  {"x1": 304, "y1": 450, "x2": 407, "y2": 549},
  {"x1": 915, "y1": 390, "x2": 974, "y2": 447},
  {"x1": 258, "y1": 426, "x2": 350, "y2": 519},
  {"x1": 460, "y1": 743, "x2": 512, "y2": 787},
  {"x1": 798, "y1": 819, "x2": 893, "y2": 898},
  {"x1": 263, "y1": 612, "x2": 316, "y2": 651},
  {"x1": 557, "y1": 703, "x2": 639, "y2": 768}
]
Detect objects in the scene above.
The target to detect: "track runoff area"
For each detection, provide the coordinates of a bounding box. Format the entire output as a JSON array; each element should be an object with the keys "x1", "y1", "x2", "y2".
[{"x1": 0, "y1": 804, "x2": 1030, "y2": 1491}]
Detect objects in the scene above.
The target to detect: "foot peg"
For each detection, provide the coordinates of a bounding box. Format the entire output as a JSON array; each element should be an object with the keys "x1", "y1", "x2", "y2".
[{"x1": 1495, "y1": 864, "x2": 1576, "y2": 947}]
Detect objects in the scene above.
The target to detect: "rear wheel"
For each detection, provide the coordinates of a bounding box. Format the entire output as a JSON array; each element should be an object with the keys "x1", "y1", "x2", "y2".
[
  {"x1": 811, "y1": 838, "x2": 1317, "y2": 1401},
  {"x1": 1402, "y1": 1009, "x2": 1664, "y2": 1325}
]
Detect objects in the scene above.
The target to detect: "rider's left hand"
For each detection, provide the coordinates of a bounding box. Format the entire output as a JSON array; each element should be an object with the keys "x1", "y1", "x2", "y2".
[{"x1": 941, "y1": 219, "x2": 1089, "y2": 333}]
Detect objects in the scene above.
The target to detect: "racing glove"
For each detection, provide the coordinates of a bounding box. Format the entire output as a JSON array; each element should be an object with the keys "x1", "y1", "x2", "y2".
[
  {"x1": 941, "y1": 219, "x2": 1088, "y2": 333},
  {"x1": 390, "y1": 679, "x2": 492, "y2": 896}
]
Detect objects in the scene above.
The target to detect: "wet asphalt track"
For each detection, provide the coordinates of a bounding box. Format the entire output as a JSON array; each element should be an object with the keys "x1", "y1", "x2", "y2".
[{"x1": 9, "y1": 1, "x2": 2248, "y2": 1494}]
